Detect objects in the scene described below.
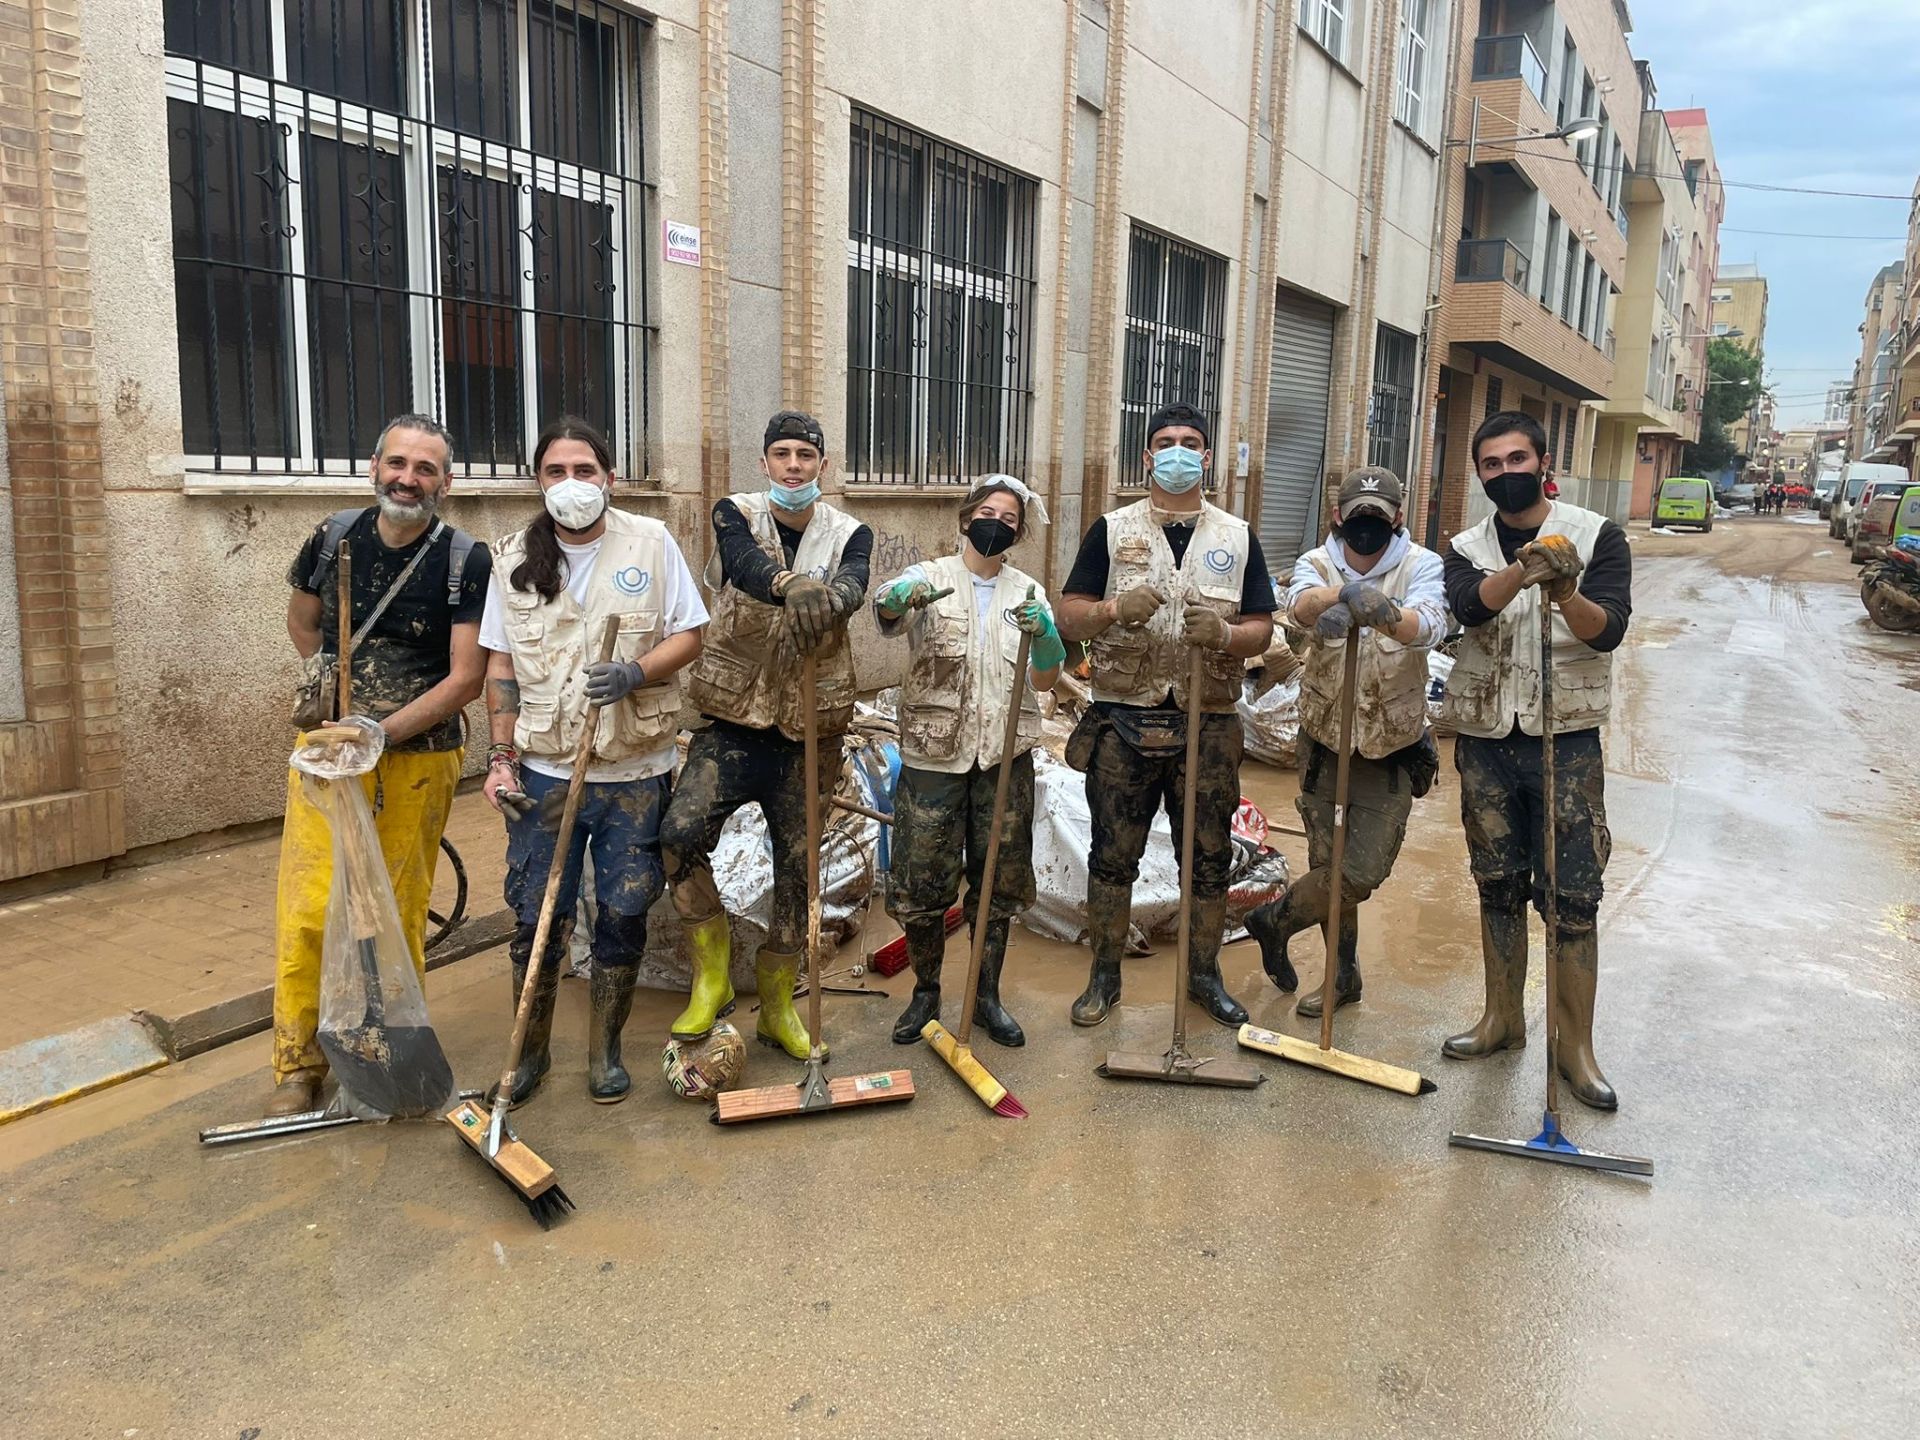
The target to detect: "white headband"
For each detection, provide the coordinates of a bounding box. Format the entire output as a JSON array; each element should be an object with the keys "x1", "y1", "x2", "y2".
[{"x1": 976, "y1": 473, "x2": 1050, "y2": 527}]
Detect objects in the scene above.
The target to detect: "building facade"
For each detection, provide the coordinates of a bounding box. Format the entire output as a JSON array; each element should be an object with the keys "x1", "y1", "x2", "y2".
[
  {"x1": 1, "y1": 0, "x2": 1472, "y2": 880},
  {"x1": 1849, "y1": 260, "x2": 1904, "y2": 465},
  {"x1": 1871, "y1": 177, "x2": 1920, "y2": 476}
]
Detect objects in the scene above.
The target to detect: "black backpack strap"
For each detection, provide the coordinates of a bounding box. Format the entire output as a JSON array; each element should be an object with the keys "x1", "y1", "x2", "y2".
[
  {"x1": 306, "y1": 507, "x2": 370, "y2": 592},
  {"x1": 445, "y1": 527, "x2": 477, "y2": 607}
]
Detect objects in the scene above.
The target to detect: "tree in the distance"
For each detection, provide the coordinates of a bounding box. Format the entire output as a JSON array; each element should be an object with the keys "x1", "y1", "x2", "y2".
[{"x1": 1684, "y1": 338, "x2": 1764, "y2": 475}]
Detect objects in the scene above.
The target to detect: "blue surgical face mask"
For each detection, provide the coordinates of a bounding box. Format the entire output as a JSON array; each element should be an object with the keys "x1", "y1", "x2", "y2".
[
  {"x1": 769, "y1": 479, "x2": 819, "y2": 512},
  {"x1": 1150, "y1": 445, "x2": 1205, "y2": 494}
]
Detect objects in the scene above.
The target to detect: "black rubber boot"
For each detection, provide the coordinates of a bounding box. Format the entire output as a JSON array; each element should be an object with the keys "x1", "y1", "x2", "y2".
[
  {"x1": 892, "y1": 916, "x2": 947, "y2": 1044},
  {"x1": 1554, "y1": 927, "x2": 1617, "y2": 1111},
  {"x1": 971, "y1": 915, "x2": 1025, "y2": 1047},
  {"x1": 1296, "y1": 906, "x2": 1362, "y2": 1019},
  {"x1": 1185, "y1": 895, "x2": 1248, "y2": 1026},
  {"x1": 1443, "y1": 904, "x2": 1530, "y2": 1059},
  {"x1": 586, "y1": 961, "x2": 639, "y2": 1103},
  {"x1": 1244, "y1": 869, "x2": 1327, "y2": 993},
  {"x1": 489, "y1": 923, "x2": 563, "y2": 1109},
  {"x1": 1071, "y1": 879, "x2": 1128, "y2": 1027}
]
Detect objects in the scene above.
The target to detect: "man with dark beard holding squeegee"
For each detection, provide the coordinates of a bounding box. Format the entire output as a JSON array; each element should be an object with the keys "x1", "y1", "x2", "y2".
[
  {"x1": 1056, "y1": 404, "x2": 1277, "y2": 1029},
  {"x1": 658, "y1": 411, "x2": 872, "y2": 1061},
  {"x1": 1438, "y1": 410, "x2": 1632, "y2": 1110}
]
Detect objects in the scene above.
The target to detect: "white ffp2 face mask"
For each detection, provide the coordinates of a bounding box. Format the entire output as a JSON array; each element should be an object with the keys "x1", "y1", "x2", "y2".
[{"x1": 544, "y1": 478, "x2": 608, "y2": 530}]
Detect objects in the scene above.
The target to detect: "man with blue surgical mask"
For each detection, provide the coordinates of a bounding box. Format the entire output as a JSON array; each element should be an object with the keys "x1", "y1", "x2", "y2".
[
  {"x1": 1057, "y1": 404, "x2": 1278, "y2": 1029},
  {"x1": 659, "y1": 410, "x2": 873, "y2": 1065}
]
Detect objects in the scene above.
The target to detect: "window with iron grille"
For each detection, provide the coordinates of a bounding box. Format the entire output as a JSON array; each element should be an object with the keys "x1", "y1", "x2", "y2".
[
  {"x1": 1484, "y1": 375, "x2": 1503, "y2": 418},
  {"x1": 1548, "y1": 402, "x2": 1563, "y2": 466},
  {"x1": 1120, "y1": 225, "x2": 1227, "y2": 485},
  {"x1": 163, "y1": 0, "x2": 652, "y2": 480},
  {"x1": 1560, "y1": 405, "x2": 1576, "y2": 471},
  {"x1": 845, "y1": 109, "x2": 1039, "y2": 486},
  {"x1": 1368, "y1": 325, "x2": 1416, "y2": 481}
]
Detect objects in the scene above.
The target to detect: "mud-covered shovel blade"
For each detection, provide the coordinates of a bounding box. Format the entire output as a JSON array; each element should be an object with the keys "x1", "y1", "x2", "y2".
[{"x1": 318, "y1": 938, "x2": 455, "y2": 1116}]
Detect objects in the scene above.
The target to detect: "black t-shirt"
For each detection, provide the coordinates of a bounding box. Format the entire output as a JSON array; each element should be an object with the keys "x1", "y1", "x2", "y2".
[
  {"x1": 288, "y1": 508, "x2": 491, "y2": 751},
  {"x1": 710, "y1": 498, "x2": 874, "y2": 602},
  {"x1": 1442, "y1": 515, "x2": 1632, "y2": 653}
]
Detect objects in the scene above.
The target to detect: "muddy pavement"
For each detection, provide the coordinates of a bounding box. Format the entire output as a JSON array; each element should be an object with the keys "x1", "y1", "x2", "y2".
[{"x1": 4, "y1": 515, "x2": 1916, "y2": 1438}]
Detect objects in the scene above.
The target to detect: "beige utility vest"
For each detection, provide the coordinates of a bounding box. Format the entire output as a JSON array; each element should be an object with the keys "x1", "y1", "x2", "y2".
[
  {"x1": 879, "y1": 553, "x2": 1044, "y2": 773},
  {"x1": 494, "y1": 508, "x2": 682, "y2": 764},
  {"x1": 1088, "y1": 499, "x2": 1250, "y2": 713},
  {"x1": 1442, "y1": 502, "x2": 1611, "y2": 738},
  {"x1": 685, "y1": 492, "x2": 861, "y2": 741},
  {"x1": 1293, "y1": 545, "x2": 1431, "y2": 759}
]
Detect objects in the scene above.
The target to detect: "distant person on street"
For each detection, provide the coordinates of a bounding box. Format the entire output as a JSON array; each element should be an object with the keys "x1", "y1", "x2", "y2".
[
  {"x1": 1439, "y1": 411, "x2": 1632, "y2": 1111},
  {"x1": 269, "y1": 414, "x2": 490, "y2": 1118},
  {"x1": 479, "y1": 417, "x2": 707, "y2": 1106},
  {"x1": 1243, "y1": 466, "x2": 1448, "y2": 1015}
]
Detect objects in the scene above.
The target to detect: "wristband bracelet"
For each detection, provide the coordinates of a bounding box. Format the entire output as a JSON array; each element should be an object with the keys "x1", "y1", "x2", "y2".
[{"x1": 487, "y1": 742, "x2": 520, "y2": 764}]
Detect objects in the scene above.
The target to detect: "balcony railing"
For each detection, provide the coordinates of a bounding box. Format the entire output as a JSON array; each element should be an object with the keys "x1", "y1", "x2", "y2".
[
  {"x1": 1456, "y1": 237, "x2": 1531, "y2": 289},
  {"x1": 1472, "y1": 34, "x2": 1548, "y2": 104}
]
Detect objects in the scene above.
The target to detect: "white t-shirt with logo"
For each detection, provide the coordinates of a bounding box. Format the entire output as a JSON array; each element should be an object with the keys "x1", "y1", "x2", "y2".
[{"x1": 479, "y1": 531, "x2": 708, "y2": 783}]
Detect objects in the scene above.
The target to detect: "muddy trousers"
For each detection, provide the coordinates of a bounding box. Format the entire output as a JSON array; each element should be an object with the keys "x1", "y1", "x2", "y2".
[{"x1": 271, "y1": 748, "x2": 460, "y2": 1084}]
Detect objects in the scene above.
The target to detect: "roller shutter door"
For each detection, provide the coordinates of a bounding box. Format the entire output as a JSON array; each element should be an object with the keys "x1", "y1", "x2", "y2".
[{"x1": 1260, "y1": 288, "x2": 1336, "y2": 572}]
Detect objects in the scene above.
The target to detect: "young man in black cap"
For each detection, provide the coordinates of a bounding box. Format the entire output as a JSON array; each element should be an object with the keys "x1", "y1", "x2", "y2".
[
  {"x1": 1243, "y1": 465, "x2": 1448, "y2": 1015},
  {"x1": 1056, "y1": 403, "x2": 1278, "y2": 1027},
  {"x1": 658, "y1": 411, "x2": 872, "y2": 1061}
]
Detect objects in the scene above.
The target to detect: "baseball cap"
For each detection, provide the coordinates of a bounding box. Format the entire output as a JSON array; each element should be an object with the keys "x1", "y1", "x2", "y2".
[
  {"x1": 1337, "y1": 466, "x2": 1404, "y2": 519},
  {"x1": 763, "y1": 409, "x2": 827, "y2": 454}
]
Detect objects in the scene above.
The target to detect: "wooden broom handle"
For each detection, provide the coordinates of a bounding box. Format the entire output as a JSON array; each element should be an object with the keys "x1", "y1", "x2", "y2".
[
  {"x1": 1539, "y1": 596, "x2": 1560, "y2": 1120},
  {"x1": 1171, "y1": 646, "x2": 1205, "y2": 1053},
  {"x1": 1319, "y1": 629, "x2": 1361, "y2": 1054},
  {"x1": 336, "y1": 540, "x2": 352, "y2": 718},
  {"x1": 802, "y1": 653, "x2": 824, "y2": 1051}
]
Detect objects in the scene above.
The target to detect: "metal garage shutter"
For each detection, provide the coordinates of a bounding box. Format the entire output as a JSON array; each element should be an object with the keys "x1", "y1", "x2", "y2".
[{"x1": 1260, "y1": 288, "x2": 1336, "y2": 573}]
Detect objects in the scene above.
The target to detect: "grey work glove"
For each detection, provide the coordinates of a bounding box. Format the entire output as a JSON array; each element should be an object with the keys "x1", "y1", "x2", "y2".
[
  {"x1": 780, "y1": 574, "x2": 835, "y2": 653},
  {"x1": 486, "y1": 759, "x2": 534, "y2": 822},
  {"x1": 1112, "y1": 584, "x2": 1167, "y2": 628},
  {"x1": 1181, "y1": 600, "x2": 1232, "y2": 652},
  {"x1": 1338, "y1": 581, "x2": 1402, "y2": 631},
  {"x1": 499, "y1": 790, "x2": 535, "y2": 823},
  {"x1": 1314, "y1": 602, "x2": 1354, "y2": 643},
  {"x1": 584, "y1": 659, "x2": 645, "y2": 707}
]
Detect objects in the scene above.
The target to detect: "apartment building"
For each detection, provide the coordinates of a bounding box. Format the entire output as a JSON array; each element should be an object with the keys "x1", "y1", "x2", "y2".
[
  {"x1": 1867, "y1": 177, "x2": 1920, "y2": 475},
  {"x1": 1422, "y1": 0, "x2": 1640, "y2": 539},
  {"x1": 1, "y1": 0, "x2": 1462, "y2": 880},
  {"x1": 1707, "y1": 258, "x2": 1768, "y2": 458},
  {"x1": 1849, "y1": 261, "x2": 1904, "y2": 463}
]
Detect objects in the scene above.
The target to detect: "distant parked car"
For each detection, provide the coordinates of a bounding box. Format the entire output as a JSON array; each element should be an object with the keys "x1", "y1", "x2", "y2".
[
  {"x1": 1849, "y1": 476, "x2": 1916, "y2": 562},
  {"x1": 1832, "y1": 462, "x2": 1908, "y2": 540},
  {"x1": 1652, "y1": 476, "x2": 1713, "y2": 532},
  {"x1": 1814, "y1": 471, "x2": 1842, "y2": 517}
]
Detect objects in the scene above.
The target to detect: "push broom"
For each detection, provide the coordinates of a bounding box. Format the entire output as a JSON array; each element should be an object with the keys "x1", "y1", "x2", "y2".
[
  {"x1": 1099, "y1": 649, "x2": 1265, "y2": 1089},
  {"x1": 445, "y1": 616, "x2": 622, "y2": 1225},
  {"x1": 714, "y1": 652, "x2": 915, "y2": 1123},
  {"x1": 1237, "y1": 626, "x2": 1436, "y2": 1097},
  {"x1": 1448, "y1": 596, "x2": 1651, "y2": 1176},
  {"x1": 918, "y1": 604, "x2": 1034, "y2": 1118}
]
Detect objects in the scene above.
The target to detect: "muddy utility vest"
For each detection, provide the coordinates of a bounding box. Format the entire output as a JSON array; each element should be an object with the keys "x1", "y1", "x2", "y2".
[
  {"x1": 1089, "y1": 498, "x2": 1249, "y2": 713},
  {"x1": 492, "y1": 508, "x2": 682, "y2": 764},
  {"x1": 877, "y1": 552, "x2": 1044, "y2": 773},
  {"x1": 305, "y1": 507, "x2": 478, "y2": 610},
  {"x1": 1294, "y1": 545, "x2": 1431, "y2": 759},
  {"x1": 1443, "y1": 502, "x2": 1611, "y2": 738},
  {"x1": 686, "y1": 491, "x2": 861, "y2": 741}
]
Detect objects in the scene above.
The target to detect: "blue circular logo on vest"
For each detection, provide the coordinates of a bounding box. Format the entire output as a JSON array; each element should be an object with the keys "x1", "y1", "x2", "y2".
[
  {"x1": 613, "y1": 566, "x2": 651, "y2": 596},
  {"x1": 1203, "y1": 547, "x2": 1234, "y2": 575}
]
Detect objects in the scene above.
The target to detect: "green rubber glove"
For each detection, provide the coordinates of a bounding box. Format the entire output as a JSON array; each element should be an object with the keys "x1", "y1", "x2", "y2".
[
  {"x1": 1014, "y1": 587, "x2": 1067, "y2": 671},
  {"x1": 877, "y1": 576, "x2": 934, "y2": 617}
]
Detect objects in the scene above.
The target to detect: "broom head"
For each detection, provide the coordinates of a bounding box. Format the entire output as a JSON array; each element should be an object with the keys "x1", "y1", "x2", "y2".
[
  {"x1": 445, "y1": 1099, "x2": 575, "y2": 1227},
  {"x1": 921, "y1": 1020, "x2": 1027, "y2": 1117}
]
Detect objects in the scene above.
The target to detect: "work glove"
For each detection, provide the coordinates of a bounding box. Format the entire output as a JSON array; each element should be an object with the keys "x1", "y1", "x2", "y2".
[
  {"x1": 1112, "y1": 584, "x2": 1167, "y2": 628},
  {"x1": 1181, "y1": 600, "x2": 1232, "y2": 652},
  {"x1": 876, "y1": 577, "x2": 936, "y2": 617},
  {"x1": 1013, "y1": 588, "x2": 1068, "y2": 670},
  {"x1": 485, "y1": 760, "x2": 534, "y2": 822},
  {"x1": 584, "y1": 659, "x2": 645, "y2": 707},
  {"x1": 1517, "y1": 536, "x2": 1583, "y2": 603},
  {"x1": 780, "y1": 574, "x2": 835, "y2": 653},
  {"x1": 1314, "y1": 602, "x2": 1354, "y2": 643},
  {"x1": 1339, "y1": 581, "x2": 1403, "y2": 631}
]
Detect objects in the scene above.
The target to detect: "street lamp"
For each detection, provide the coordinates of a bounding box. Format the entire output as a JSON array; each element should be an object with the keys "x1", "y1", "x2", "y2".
[{"x1": 1448, "y1": 102, "x2": 1605, "y2": 166}]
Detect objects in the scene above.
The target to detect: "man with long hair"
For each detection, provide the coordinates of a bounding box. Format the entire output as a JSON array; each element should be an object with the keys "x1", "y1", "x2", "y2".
[
  {"x1": 269, "y1": 414, "x2": 490, "y2": 1117},
  {"x1": 478, "y1": 417, "x2": 707, "y2": 1105},
  {"x1": 659, "y1": 410, "x2": 872, "y2": 1062}
]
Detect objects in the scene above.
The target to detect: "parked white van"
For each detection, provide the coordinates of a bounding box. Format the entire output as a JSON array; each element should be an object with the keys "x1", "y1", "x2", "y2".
[{"x1": 1830, "y1": 463, "x2": 1910, "y2": 541}]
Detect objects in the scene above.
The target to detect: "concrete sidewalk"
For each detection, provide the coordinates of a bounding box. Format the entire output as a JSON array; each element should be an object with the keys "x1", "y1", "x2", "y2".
[{"x1": 0, "y1": 786, "x2": 515, "y2": 1121}]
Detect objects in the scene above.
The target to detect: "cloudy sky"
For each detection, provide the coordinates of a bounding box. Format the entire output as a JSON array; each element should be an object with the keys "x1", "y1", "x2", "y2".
[{"x1": 1628, "y1": 1, "x2": 1920, "y2": 427}]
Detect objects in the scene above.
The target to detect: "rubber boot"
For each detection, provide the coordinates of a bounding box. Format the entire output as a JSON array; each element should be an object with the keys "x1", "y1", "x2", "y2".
[
  {"x1": 972, "y1": 915, "x2": 1025, "y2": 1047},
  {"x1": 587, "y1": 962, "x2": 640, "y2": 1103},
  {"x1": 1185, "y1": 895, "x2": 1248, "y2": 1026},
  {"x1": 669, "y1": 912, "x2": 736, "y2": 1038},
  {"x1": 892, "y1": 916, "x2": 947, "y2": 1043},
  {"x1": 755, "y1": 948, "x2": 824, "y2": 1061},
  {"x1": 1071, "y1": 879, "x2": 1128, "y2": 1027},
  {"x1": 1296, "y1": 906, "x2": 1362, "y2": 1019},
  {"x1": 1554, "y1": 928, "x2": 1617, "y2": 1111},
  {"x1": 264, "y1": 1068, "x2": 323, "y2": 1118},
  {"x1": 1443, "y1": 905, "x2": 1529, "y2": 1059},
  {"x1": 1244, "y1": 870, "x2": 1327, "y2": 993},
  {"x1": 489, "y1": 926, "x2": 561, "y2": 1108}
]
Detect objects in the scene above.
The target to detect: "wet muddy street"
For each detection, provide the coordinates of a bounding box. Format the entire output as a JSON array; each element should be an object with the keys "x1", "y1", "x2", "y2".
[{"x1": 5, "y1": 515, "x2": 1916, "y2": 1438}]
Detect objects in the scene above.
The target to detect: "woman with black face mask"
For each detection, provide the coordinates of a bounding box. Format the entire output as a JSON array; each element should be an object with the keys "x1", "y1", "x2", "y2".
[
  {"x1": 873, "y1": 478, "x2": 1064, "y2": 1047},
  {"x1": 1243, "y1": 466, "x2": 1449, "y2": 1018}
]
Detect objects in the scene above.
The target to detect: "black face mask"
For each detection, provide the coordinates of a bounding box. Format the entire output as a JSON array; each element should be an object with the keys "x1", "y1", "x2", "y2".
[
  {"x1": 1338, "y1": 512, "x2": 1395, "y2": 557},
  {"x1": 1483, "y1": 468, "x2": 1544, "y2": 515},
  {"x1": 966, "y1": 515, "x2": 1018, "y2": 558}
]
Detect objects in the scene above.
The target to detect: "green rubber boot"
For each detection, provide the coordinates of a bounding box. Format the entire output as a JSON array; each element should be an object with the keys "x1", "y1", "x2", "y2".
[
  {"x1": 754, "y1": 948, "x2": 825, "y2": 1061},
  {"x1": 669, "y1": 913, "x2": 737, "y2": 1038}
]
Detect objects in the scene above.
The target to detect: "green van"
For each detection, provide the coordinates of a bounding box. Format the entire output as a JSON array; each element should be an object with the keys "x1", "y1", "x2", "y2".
[{"x1": 1653, "y1": 476, "x2": 1714, "y2": 532}]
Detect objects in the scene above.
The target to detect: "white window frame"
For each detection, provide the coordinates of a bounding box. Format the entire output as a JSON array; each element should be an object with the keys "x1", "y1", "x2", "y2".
[
  {"x1": 1396, "y1": 0, "x2": 1432, "y2": 133},
  {"x1": 165, "y1": 0, "x2": 644, "y2": 486},
  {"x1": 1299, "y1": 0, "x2": 1349, "y2": 65}
]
